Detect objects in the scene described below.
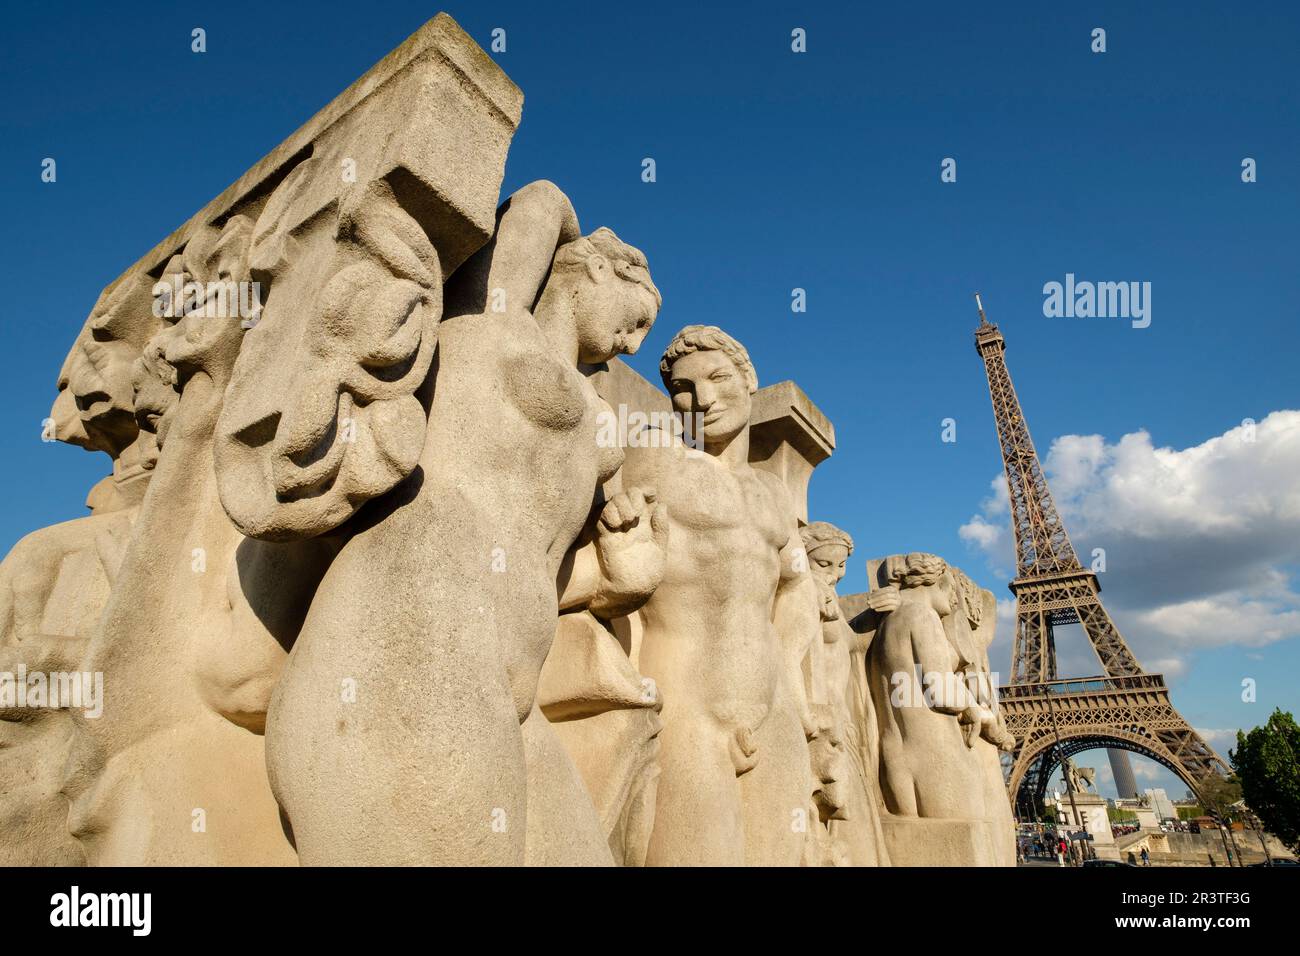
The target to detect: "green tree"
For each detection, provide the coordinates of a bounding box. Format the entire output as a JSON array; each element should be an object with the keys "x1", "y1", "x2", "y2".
[
  {"x1": 1197, "y1": 773, "x2": 1243, "y2": 819},
  {"x1": 1231, "y1": 709, "x2": 1300, "y2": 852}
]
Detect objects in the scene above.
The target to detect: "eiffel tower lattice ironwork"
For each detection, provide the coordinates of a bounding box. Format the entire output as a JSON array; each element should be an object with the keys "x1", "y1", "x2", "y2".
[{"x1": 972, "y1": 294, "x2": 1229, "y2": 816}]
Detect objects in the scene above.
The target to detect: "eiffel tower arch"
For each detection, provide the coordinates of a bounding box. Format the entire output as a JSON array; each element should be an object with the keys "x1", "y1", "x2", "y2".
[{"x1": 972, "y1": 295, "x2": 1229, "y2": 819}]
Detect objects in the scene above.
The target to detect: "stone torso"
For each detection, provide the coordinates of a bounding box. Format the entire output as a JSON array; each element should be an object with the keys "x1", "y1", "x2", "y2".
[
  {"x1": 343, "y1": 309, "x2": 620, "y2": 718},
  {"x1": 634, "y1": 444, "x2": 790, "y2": 724}
]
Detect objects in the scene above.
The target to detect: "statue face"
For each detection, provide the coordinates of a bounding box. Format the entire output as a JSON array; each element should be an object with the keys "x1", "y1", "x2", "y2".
[
  {"x1": 569, "y1": 260, "x2": 658, "y2": 364},
  {"x1": 49, "y1": 377, "x2": 91, "y2": 449},
  {"x1": 129, "y1": 335, "x2": 180, "y2": 446},
  {"x1": 66, "y1": 332, "x2": 139, "y2": 457},
  {"x1": 931, "y1": 574, "x2": 954, "y2": 617},
  {"x1": 162, "y1": 308, "x2": 245, "y2": 388},
  {"x1": 62, "y1": 276, "x2": 159, "y2": 458},
  {"x1": 808, "y1": 543, "x2": 849, "y2": 589},
  {"x1": 166, "y1": 218, "x2": 253, "y2": 385},
  {"x1": 666, "y1": 349, "x2": 751, "y2": 448}
]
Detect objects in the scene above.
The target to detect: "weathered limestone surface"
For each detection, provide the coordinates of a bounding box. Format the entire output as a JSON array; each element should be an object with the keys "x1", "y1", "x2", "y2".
[
  {"x1": 0, "y1": 284, "x2": 162, "y2": 865},
  {"x1": 0, "y1": 13, "x2": 1016, "y2": 867},
  {"x1": 616, "y1": 326, "x2": 819, "y2": 865},
  {"x1": 801, "y1": 522, "x2": 894, "y2": 866},
  {"x1": 862, "y1": 554, "x2": 1017, "y2": 866}
]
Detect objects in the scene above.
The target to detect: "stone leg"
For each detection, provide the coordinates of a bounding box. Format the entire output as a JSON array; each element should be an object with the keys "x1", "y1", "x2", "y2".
[
  {"x1": 521, "y1": 704, "x2": 613, "y2": 866},
  {"x1": 264, "y1": 548, "x2": 528, "y2": 866},
  {"x1": 740, "y1": 703, "x2": 813, "y2": 866},
  {"x1": 645, "y1": 711, "x2": 745, "y2": 866}
]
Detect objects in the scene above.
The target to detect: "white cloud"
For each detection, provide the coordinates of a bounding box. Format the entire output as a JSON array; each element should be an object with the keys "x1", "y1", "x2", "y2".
[
  {"x1": 1195, "y1": 728, "x2": 1242, "y2": 753},
  {"x1": 958, "y1": 514, "x2": 1002, "y2": 550},
  {"x1": 960, "y1": 410, "x2": 1300, "y2": 675},
  {"x1": 1132, "y1": 760, "x2": 1166, "y2": 783}
]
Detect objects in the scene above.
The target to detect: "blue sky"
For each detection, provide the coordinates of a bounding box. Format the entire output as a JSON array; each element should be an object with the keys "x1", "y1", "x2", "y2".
[{"x1": 2, "y1": 0, "x2": 1297, "y2": 800}]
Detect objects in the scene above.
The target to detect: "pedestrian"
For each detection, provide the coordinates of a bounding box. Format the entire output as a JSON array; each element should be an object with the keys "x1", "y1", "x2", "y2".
[{"x1": 1140, "y1": 847, "x2": 1150, "y2": 866}]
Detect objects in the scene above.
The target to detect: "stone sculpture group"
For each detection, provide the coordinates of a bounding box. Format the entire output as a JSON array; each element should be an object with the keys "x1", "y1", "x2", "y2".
[{"x1": 0, "y1": 14, "x2": 1016, "y2": 867}]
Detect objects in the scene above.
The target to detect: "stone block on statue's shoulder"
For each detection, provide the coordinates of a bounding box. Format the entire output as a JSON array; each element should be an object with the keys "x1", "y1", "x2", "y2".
[{"x1": 748, "y1": 380, "x2": 835, "y2": 523}]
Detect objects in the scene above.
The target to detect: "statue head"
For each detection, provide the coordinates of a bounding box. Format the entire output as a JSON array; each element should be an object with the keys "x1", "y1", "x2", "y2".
[
  {"x1": 660, "y1": 325, "x2": 757, "y2": 450},
  {"x1": 543, "y1": 226, "x2": 660, "y2": 363},
  {"x1": 888, "y1": 552, "x2": 952, "y2": 617},
  {"x1": 944, "y1": 565, "x2": 1000, "y2": 672},
  {"x1": 800, "y1": 521, "x2": 853, "y2": 590},
  {"x1": 127, "y1": 215, "x2": 256, "y2": 453},
  {"x1": 949, "y1": 567, "x2": 984, "y2": 630},
  {"x1": 51, "y1": 351, "x2": 92, "y2": 450},
  {"x1": 129, "y1": 332, "x2": 179, "y2": 451},
  {"x1": 60, "y1": 275, "x2": 159, "y2": 458},
  {"x1": 161, "y1": 216, "x2": 255, "y2": 390}
]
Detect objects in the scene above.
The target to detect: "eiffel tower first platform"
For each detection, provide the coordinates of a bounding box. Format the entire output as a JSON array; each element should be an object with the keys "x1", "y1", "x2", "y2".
[{"x1": 972, "y1": 295, "x2": 1229, "y2": 819}]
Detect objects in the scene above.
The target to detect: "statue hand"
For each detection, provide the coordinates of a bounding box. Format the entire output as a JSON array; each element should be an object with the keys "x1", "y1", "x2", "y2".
[
  {"x1": 958, "y1": 705, "x2": 983, "y2": 748},
  {"x1": 589, "y1": 486, "x2": 668, "y2": 619},
  {"x1": 868, "y1": 584, "x2": 901, "y2": 615}
]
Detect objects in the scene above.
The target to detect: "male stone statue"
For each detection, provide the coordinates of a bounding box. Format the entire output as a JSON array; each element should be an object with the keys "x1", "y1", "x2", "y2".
[
  {"x1": 619, "y1": 325, "x2": 819, "y2": 866},
  {"x1": 65, "y1": 220, "x2": 331, "y2": 866},
  {"x1": 0, "y1": 275, "x2": 162, "y2": 866}
]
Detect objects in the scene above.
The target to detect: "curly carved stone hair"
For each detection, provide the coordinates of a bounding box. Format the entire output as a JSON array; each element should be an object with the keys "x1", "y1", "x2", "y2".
[
  {"x1": 949, "y1": 566, "x2": 985, "y2": 628},
  {"x1": 552, "y1": 226, "x2": 661, "y2": 307},
  {"x1": 888, "y1": 552, "x2": 948, "y2": 589},
  {"x1": 659, "y1": 325, "x2": 758, "y2": 394},
  {"x1": 214, "y1": 175, "x2": 443, "y2": 540},
  {"x1": 800, "y1": 521, "x2": 854, "y2": 556}
]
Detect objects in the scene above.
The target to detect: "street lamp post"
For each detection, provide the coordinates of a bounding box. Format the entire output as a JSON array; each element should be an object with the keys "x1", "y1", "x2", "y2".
[
  {"x1": 1223, "y1": 807, "x2": 1245, "y2": 867},
  {"x1": 1045, "y1": 688, "x2": 1087, "y2": 864}
]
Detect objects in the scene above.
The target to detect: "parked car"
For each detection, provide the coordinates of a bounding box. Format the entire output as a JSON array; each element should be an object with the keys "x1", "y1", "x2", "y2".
[{"x1": 1083, "y1": 859, "x2": 1136, "y2": 867}]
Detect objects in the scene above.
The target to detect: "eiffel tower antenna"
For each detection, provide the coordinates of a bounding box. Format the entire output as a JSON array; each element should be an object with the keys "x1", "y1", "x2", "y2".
[{"x1": 972, "y1": 295, "x2": 1229, "y2": 816}]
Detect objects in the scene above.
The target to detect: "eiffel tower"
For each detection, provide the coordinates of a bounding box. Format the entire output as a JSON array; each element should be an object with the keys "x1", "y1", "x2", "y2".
[{"x1": 972, "y1": 295, "x2": 1229, "y2": 818}]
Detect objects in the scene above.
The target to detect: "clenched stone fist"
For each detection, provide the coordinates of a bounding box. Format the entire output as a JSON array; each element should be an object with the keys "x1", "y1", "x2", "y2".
[{"x1": 590, "y1": 486, "x2": 669, "y2": 619}]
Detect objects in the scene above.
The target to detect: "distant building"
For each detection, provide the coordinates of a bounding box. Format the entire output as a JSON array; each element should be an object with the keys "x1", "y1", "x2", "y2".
[
  {"x1": 1108, "y1": 750, "x2": 1139, "y2": 798},
  {"x1": 1145, "y1": 788, "x2": 1177, "y2": 821}
]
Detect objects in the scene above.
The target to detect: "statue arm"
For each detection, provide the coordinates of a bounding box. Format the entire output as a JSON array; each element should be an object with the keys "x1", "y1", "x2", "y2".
[
  {"x1": 911, "y1": 614, "x2": 974, "y2": 715},
  {"x1": 558, "y1": 449, "x2": 669, "y2": 620},
  {"x1": 557, "y1": 538, "x2": 601, "y2": 613},
  {"x1": 774, "y1": 521, "x2": 825, "y2": 739},
  {"x1": 0, "y1": 553, "x2": 15, "y2": 642},
  {"x1": 445, "y1": 180, "x2": 581, "y2": 318}
]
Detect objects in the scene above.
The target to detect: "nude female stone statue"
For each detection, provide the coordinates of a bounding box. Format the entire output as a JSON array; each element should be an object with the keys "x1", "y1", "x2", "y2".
[
  {"x1": 948, "y1": 566, "x2": 1018, "y2": 865},
  {"x1": 231, "y1": 179, "x2": 665, "y2": 864},
  {"x1": 869, "y1": 552, "x2": 985, "y2": 820}
]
